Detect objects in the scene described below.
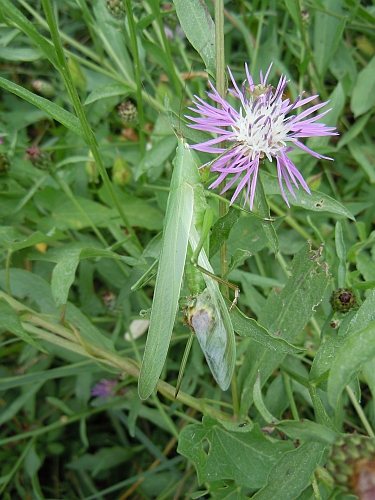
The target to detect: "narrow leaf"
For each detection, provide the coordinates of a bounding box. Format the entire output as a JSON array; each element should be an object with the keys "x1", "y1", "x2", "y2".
[
  {"x1": 0, "y1": 299, "x2": 45, "y2": 351},
  {"x1": 84, "y1": 83, "x2": 133, "y2": 105},
  {"x1": 0, "y1": 77, "x2": 85, "y2": 140}
]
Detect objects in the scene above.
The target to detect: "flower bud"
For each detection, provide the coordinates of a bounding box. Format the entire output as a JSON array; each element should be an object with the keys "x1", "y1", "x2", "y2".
[
  {"x1": 26, "y1": 146, "x2": 52, "y2": 170},
  {"x1": 330, "y1": 288, "x2": 357, "y2": 314},
  {"x1": 85, "y1": 150, "x2": 99, "y2": 183},
  {"x1": 31, "y1": 79, "x2": 56, "y2": 98},
  {"x1": 326, "y1": 434, "x2": 375, "y2": 498},
  {"x1": 117, "y1": 100, "x2": 138, "y2": 125},
  {"x1": 112, "y1": 157, "x2": 132, "y2": 186},
  {"x1": 106, "y1": 0, "x2": 126, "y2": 19},
  {"x1": 0, "y1": 152, "x2": 10, "y2": 174}
]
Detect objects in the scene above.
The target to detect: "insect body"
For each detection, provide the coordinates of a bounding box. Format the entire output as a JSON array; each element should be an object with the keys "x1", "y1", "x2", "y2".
[{"x1": 137, "y1": 137, "x2": 236, "y2": 400}]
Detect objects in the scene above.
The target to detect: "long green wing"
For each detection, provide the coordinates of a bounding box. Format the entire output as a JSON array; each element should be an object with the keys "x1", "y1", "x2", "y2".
[
  {"x1": 138, "y1": 139, "x2": 195, "y2": 400},
  {"x1": 189, "y1": 225, "x2": 236, "y2": 391}
]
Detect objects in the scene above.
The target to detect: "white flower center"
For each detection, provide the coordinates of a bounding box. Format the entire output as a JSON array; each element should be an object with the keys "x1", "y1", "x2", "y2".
[{"x1": 232, "y1": 96, "x2": 288, "y2": 162}]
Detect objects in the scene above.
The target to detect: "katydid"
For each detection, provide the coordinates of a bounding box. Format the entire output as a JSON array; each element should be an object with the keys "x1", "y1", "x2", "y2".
[{"x1": 137, "y1": 136, "x2": 238, "y2": 400}]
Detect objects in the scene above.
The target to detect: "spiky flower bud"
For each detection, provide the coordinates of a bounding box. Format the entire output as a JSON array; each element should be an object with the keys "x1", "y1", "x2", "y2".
[
  {"x1": 31, "y1": 79, "x2": 56, "y2": 98},
  {"x1": 85, "y1": 150, "x2": 99, "y2": 183},
  {"x1": 0, "y1": 152, "x2": 10, "y2": 174},
  {"x1": 301, "y1": 9, "x2": 311, "y2": 27},
  {"x1": 117, "y1": 100, "x2": 138, "y2": 125},
  {"x1": 330, "y1": 288, "x2": 357, "y2": 313},
  {"x1": 112, "y1": 157, "x2": 132, "y2": 186},
  {"x1": 26, "y1": 146, "x2": 52, "y2": 170},
  {"x1": 106, "y1": 0, "x2": 126, "y2": 19},
  {"x1": 326, "y1": 434, "x2": 375, "y2": 499}
]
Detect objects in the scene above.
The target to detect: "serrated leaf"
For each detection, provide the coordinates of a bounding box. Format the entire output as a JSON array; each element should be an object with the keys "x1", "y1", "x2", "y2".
[{"x1": 177, "y1": 416, "x2": 294, "y2": 489}]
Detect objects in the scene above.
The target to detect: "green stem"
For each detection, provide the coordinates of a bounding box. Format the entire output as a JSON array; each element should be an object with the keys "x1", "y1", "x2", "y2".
[
  {"x1": 124, "y1": 0, "x2": 146, "y2": 155},
  {"x1": 346, "y1": 385, "x2": 375, "y2": 437},
  {"x1": 282, "y1": 371, "x2": 299, "y2": 420},
  {"x1": 214, "y1": 0, "x2": 228, "y2": 284},
  {"x1": 41, "y1": 0, "x2": 142, "y2": 255}
]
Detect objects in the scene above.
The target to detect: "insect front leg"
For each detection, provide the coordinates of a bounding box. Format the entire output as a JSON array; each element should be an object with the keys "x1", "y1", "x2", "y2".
[{"x1": 189, "y1": 206, "x2": 240, "y2": 311}]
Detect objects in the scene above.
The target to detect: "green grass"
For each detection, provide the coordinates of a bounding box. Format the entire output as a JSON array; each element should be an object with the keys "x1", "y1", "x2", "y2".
[{"x1": 0, "y1": 0, "x2": 375, "y2": 498}]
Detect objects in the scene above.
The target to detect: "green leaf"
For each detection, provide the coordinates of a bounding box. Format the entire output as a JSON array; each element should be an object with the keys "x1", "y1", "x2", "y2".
[
  {"x1": 226, "y1": 248, "x2": 251, "y2": 277},
  {"x1": 261, "y1": 171, "x2": 355, "y2": 220},
  {"x1": 253, "y1": 373, "x2": 279, "y2": 424},
  {"x1": 0, "y1": 47, "x2": 42, "y2": 61},
  {"x1": 337, "y1": 111, "x2": 372, "y2": 149},
  {"x1": 51, "y1": 250, "x2": 81, "y2": 307},
  {"x1": 347, "y1": 142, "x2": 375, "y2": 183},
  {"x1": 0, "y1": 77, "x2": 85, "y2": 140},
  {"x1": 0, "y1": 380, "x2": 44, "y2": 426},
  {"x1": 173, "y1": 0, "x2": 216, "y2": 75},
  {"x1": 335, "y1": 222, "x2": 346, "y2": 288},
  {"x1": 252, "y1": 442, "x2": 326, "y2": 500},
  {"x1": 238, "y1": 242, "x2": 330, "y2": 417},
  {"x1": 256, "y1": 176, "x2": 279, "y2": 254},
  {"x1": 0, "y1": 0, "x2": 59, "y2": 67},
  {"x1": 0, "y1": 299, "x2": 45, "y2": 351},
  {"x1": 310, "y1": 288, "x2": 375, "y2": 387},
  {"x1": 229, "y1": 304, "x2": 303, "y2": 354},
  {"x1": 313, "y1": 0, "x2": 343, "y2": 77},
  {"x1": 275, "y1": 420, "x2": 339, "y2": 445},
  {"x1": 0, "y1": 269, "x2": 114, "y2": 352},
  {"x1": 0, "y1": 230, "x2": 60, "y2": 252},
  {"x1": 210, "y1": 207, "x2": 240, "y2": 259},
  {"x1": 84, "y1": 83, "x2": 133, "y2": 105},
  {"x1": 134, "y1": 135, "x2": 177, "y2": 180},
  {"x1": 327, "y1": 320, "x2": 375, "y2": 408},
  {"x1": 351, "y1": 55, "x2": 375, "y2": 117},
  {"x1": 177, "y1": 416, "x2": 294, "y2": 489}
]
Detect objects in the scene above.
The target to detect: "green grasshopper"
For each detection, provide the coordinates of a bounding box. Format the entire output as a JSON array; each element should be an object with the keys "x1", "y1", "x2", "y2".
[{"x1": 137, "y1": 134, "x2": 239, "y2": 400}]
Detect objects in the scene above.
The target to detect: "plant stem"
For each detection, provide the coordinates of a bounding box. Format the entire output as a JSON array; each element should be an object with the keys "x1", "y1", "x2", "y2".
[{"x1": 41, "y1": 0, "x2": 142, "y2": 254}]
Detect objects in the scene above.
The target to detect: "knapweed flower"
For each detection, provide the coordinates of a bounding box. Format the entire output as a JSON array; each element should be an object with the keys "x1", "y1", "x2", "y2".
[
  {"x1": 91, "y1": 378, "x2": 118, "y2": 399},
  {"x1": 186, "y1": 64, "x2": 338, "y2": 209}
]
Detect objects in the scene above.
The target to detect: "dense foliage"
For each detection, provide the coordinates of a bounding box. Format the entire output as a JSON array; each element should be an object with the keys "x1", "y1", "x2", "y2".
[{"x1": 1, "y1": 0, "x2": 375, "y2": 498}]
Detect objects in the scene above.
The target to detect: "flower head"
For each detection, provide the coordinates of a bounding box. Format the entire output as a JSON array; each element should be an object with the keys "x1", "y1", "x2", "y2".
[
  {"x1": 91, "y1": 378, "x2": 118, "y2": 399},
  {"x1": 186, "y1": 64, "x2": 337, "y2": 209}
]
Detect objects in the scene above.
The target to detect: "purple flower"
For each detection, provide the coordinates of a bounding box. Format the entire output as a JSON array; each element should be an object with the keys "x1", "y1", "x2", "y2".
[
  {"x1": 186, "y1": 64, "x2": 338, "y2": 209},
  {"x1": 91, "y1": 379, "x2": 118, "y2": 399}
]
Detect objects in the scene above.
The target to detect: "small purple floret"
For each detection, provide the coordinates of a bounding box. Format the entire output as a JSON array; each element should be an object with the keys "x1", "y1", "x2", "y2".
[
  {"x1": 186, "y1": 63, "x2": 338, "y2": 209},
  {"x1": 91, "y1": 379, "x2": 118, "y2": 399}
]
